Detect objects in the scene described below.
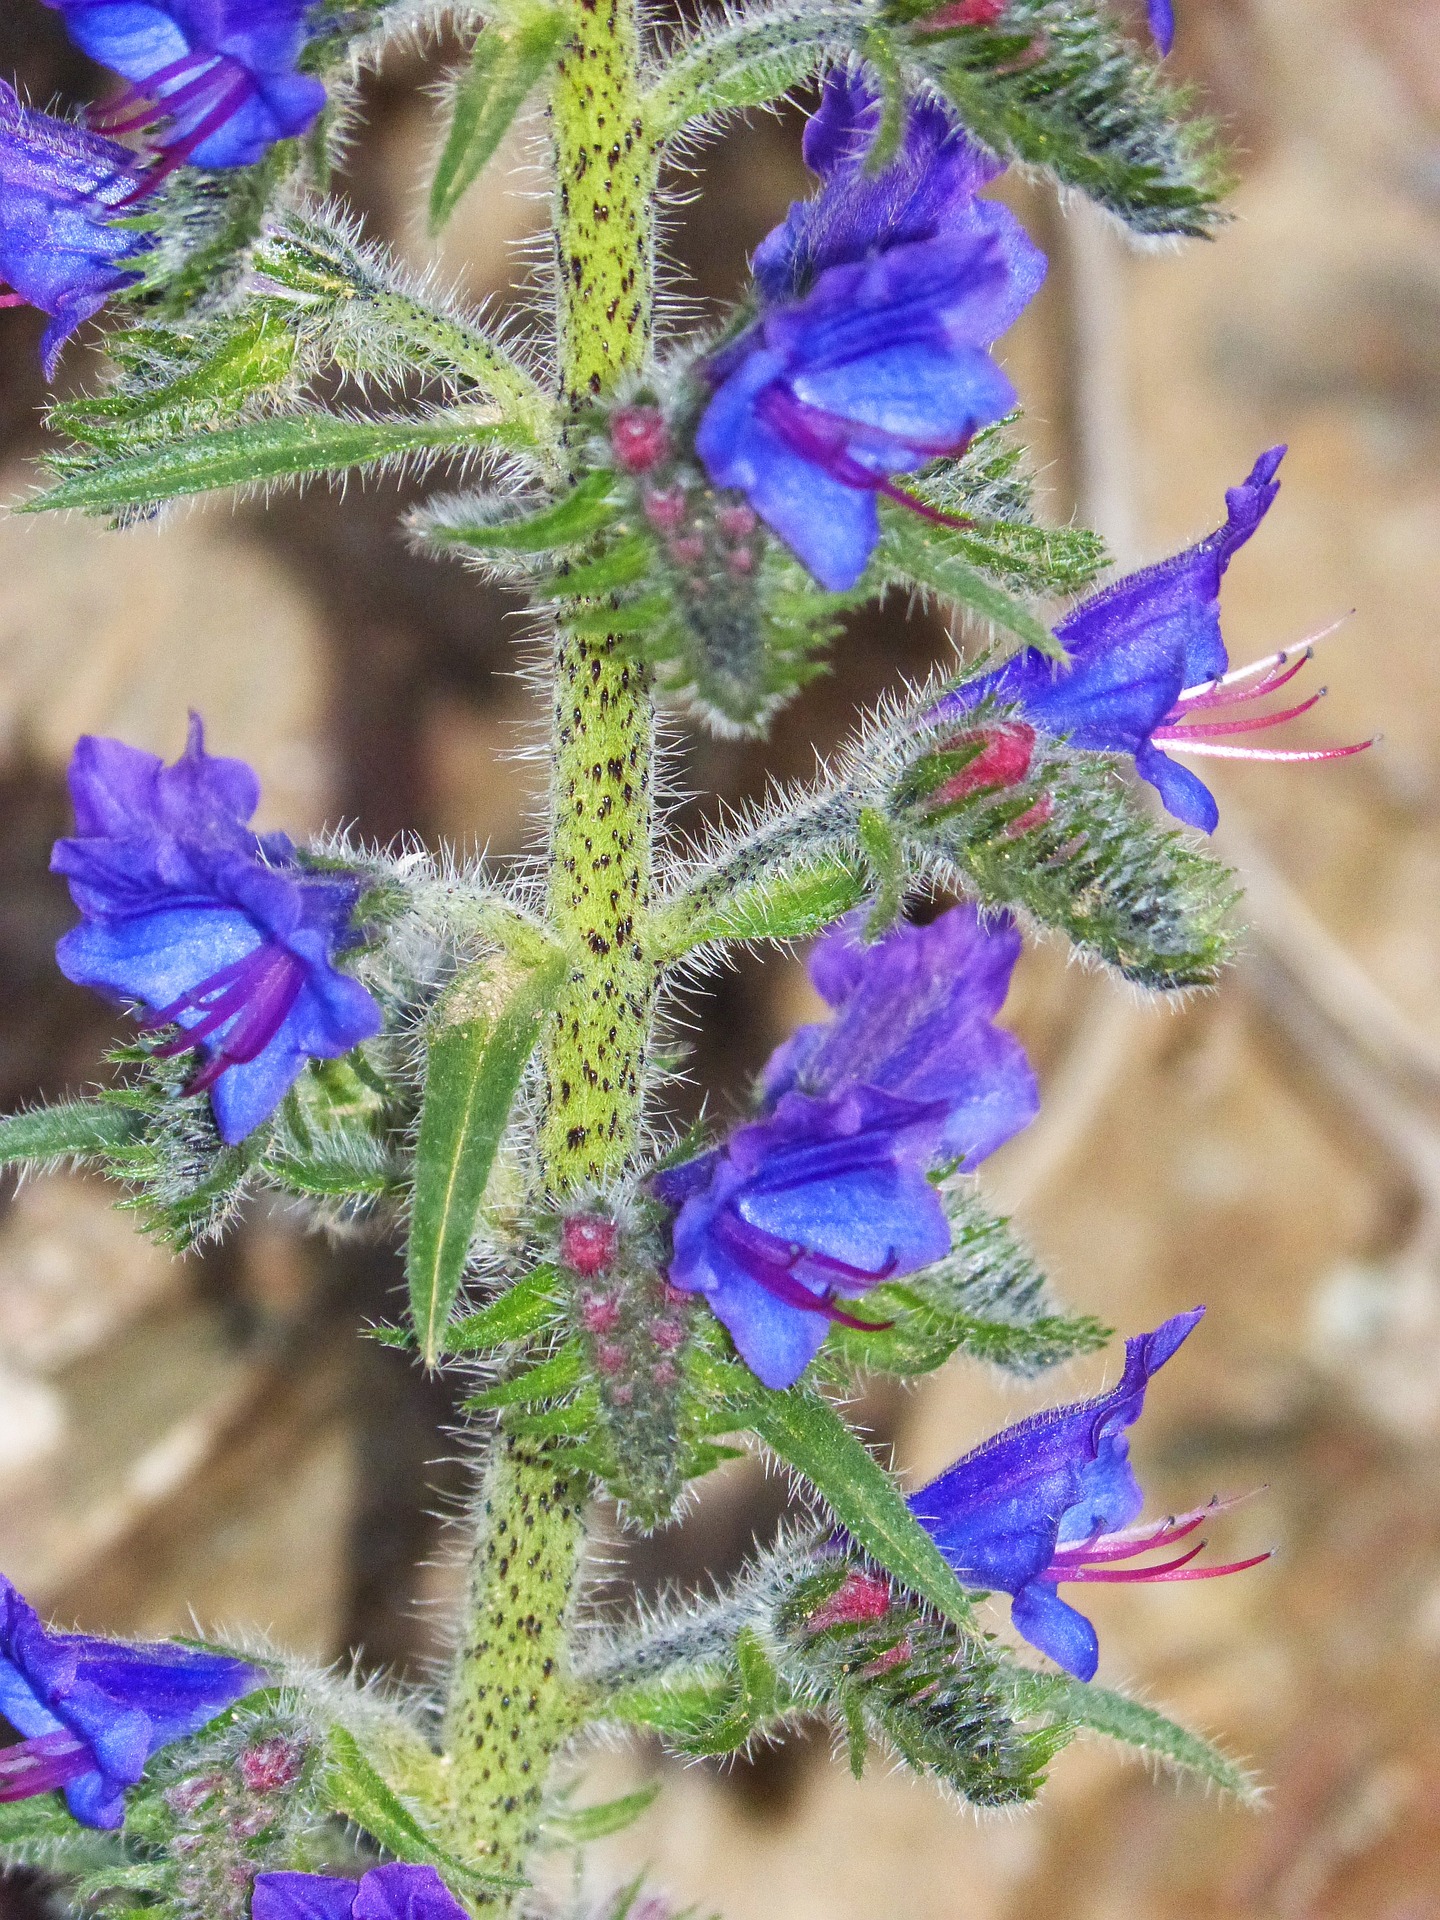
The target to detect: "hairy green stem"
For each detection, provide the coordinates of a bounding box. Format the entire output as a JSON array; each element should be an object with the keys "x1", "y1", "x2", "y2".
[{"x1": 443, "y1": 0, "x2": 658, "y2": 1895}]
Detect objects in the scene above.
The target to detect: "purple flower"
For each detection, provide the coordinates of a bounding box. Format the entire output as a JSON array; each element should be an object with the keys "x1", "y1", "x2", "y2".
[
  {"x1": 930, "y1": 448, "x2": 1371, "y2": 832},
  {"x1": 1149, "y1": 0, "x2": 1176, "y2": 55},
  {"x1": 695, "y1": 70, "x2": 1045, "y2": 592},
  {"x1": 46, "y1": 0, "x2": 327, "y2": 182},
  {"x1": 0, "y1": 80, "x2": 151, "y2": 379},
  {"x1": 51, "y1": 715, "x2": 382, "y2": 1145},
  {"x1": 254, "y1": 1865, "x2": 469, "y2": 1920},
  {"x1": 909, "y1": 1309, "x2": 1269, "y2": 1679},
  {"x1": 0, "y1": 1573, "x2": 262, "y2": 1828},
  {"x1": 656, "y1": 905, "x2": 1038, "y2": 1389}
]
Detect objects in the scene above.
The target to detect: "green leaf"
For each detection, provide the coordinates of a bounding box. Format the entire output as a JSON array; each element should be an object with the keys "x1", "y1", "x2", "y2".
[
  {"x1": 422, "y1": 470, "x2": 620, "y2": 555},
  {"x1": 430, "y1": 4, "x2": 569, "y2": 232},
  {"x1": 891, "y1": 0, "x2": 1228, "y2": 238},
  {"x1": 448, "y1": 1264, "x2": 564, "y2": 1352},
  {"x1": 466, "y1": 1341, "x2": 585, "y2": 1410},
  {"x1": 1006, "y1": 1670, "x2": 1260, "y2": 1802},
  {"x1": 644, "y1": 2, "x2": 860, "y2": 142},
  {"x1": 31, "y1": 407, "x2": 523, "y2": 516},
  {"x1": 323, "y1": 1727, "x2": 522, "y2": 1890},
  {"x1": 653, "y1": 855, "x2": 867, "y2": 960},
  {"x1": 744, "y1": 1389, "x2": 975, "y2": 1629},
  {"x1": 0, "y1": 1097, "x2": 147, "y2": 1169},
  {"x1": 875, "y1": 505, "x2": 1062, "y2": 658},
  {"x1": 542, "y1": 1781, "x2": 661, "y2": 1846},
  {"x1": 605, "y1": 1673, "x2": 738, "y2": 1740},
  {"x1": 407, "y1": 936, "x2": 570, "y2": 1363}
]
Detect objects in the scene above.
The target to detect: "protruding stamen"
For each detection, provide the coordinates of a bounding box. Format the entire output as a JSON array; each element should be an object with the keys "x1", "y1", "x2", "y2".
[
  {"x1": 1154, "y1": 690, "x2": 1328, "y2": 740},
  {"x1": 1159, "y1": 737, "x2": 1374, "y2": 764},
  {"x1": 1172, "y1": 649, "x2": 1313, "y2": 714},
  {"x1": 0, "y1": 1731, "x2": 95, "y2": 1804},
  {"x1": 1175, "y1": 611, "x2": 1353, "y2": 704}
]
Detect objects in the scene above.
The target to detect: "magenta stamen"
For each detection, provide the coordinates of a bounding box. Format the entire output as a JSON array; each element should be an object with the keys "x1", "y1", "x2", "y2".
[
  {"x1": 1172, "y1": 650, "x2": 1313, "y2": 714},
  {"x1": 875, "y1": 475, "x2": 975, "y2": 532},
  {"x1": 0, "y1": 1731, "x2": 96, "y2": 1804},
  {"x1": 137, "y1": 943, "x2": 305, "y2": 1091},
  {"x1": 1160, "y1": 737, "x2": 1374, "y2": 764},
  {"x1": 0, "y1": 293, "x2": 27, "y2": 310},
  {"x1": 713, "y1": 1212, "x2": 897, "y2": 1329},
  {"x1": 113, "y1": 72, "x2": 254, "y2": 206},
  {"x1": 1155, "y1": 690, "x2": 1328, "y2": 740},
  {"x1": 1046, "y1": 1539, "x2": 1211, "y2": 1583},
  {"x1": 1048, "y1": 1508, "x2": 1211, "y2": 1569},
  {"x1": 1059, "y1": 1548, "x2": 1273, "y2": 1585},
  {"x1": 754, "y1": 385, "x2": 974, "y2": 529}
]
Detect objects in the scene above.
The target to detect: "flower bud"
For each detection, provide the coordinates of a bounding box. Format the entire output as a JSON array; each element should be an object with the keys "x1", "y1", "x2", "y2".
[{"x1": 610, "y1": 405, "x2": 670, "y2": 474}]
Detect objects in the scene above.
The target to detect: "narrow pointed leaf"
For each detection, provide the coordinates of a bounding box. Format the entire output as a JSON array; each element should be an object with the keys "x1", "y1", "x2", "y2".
[
  {"x1": 744, "y1": 1388, "x2": 974, "y2": 1629},
  {"x1": 423, "y1": 471, "x2": 619, "y2": 555},
  {"x1": 430, "y1": 4, "x2": 569, "y2": 232},
  {"x1": 875, "y1": 507, "x2": 1062, "y2": 658},
  {"x1": 542, "y1": 1781, "x2": 660, "y2": 1846},
  {"x1": 448, "y1": 1264, "x2": 564, "y2": 1352},
  {"x1": 0, "y1": 1098, "x2": 147, "y2": 1168},
  {"x1": 1005, "y1": 1669, "x2": 1259, "y2": 1802},
  {"x1": 31, "y1": 409, "x2": 521, "y2": 516},
  {"x1": 408, "y1": 937, "x2": 570, "y2": 1363}
]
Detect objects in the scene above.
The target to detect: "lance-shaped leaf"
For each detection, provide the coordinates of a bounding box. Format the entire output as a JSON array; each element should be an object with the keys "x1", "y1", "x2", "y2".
[
  {"x1": 1004, "y1": 1668, "x2": 1260, "y2": 1801},
  {"x1": 874, "y1": 505, "x2": 1063, "y2": 659},
  {"x1": 30, "y1": 407, "x2": 523, "y2": 517},
  {"x1": 430, "y1": 4, "x2": 569, "y2": 232},
  {"x1": 0, "y1": 1097, "x2": 147, "y2": 1171},
  {"x1": 419, "y1": 470, "x2": 621, "y2": 556},
  {"x1": 644, "y1": 1, "x2": 867, "y2": 142},
  {"x1": 540, "y1": 1781, "x2": 661, "y2": 1846},
  {"x1": 407, "y1": 932, "x2": 570, "y2": 1363},
  {"x1": 742, "y1": 1388, "x2": 974, "y2": 1629},
  {"x1": 321, "y1": 1727, "x2": 521, "y2": 1891}
]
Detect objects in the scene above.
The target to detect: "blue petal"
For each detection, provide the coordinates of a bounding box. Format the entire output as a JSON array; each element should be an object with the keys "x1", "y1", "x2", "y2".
[
  {"x1": 353, "y1": 1863, "x2": 471, "y2": 1920},
  {"x1": 47, "y1": 3, "x2": 191, "y2": 79},
  {"x1": 208, "y1": 1036, "x2": 309, "y2": 1143},
  {"x1": 1132, "y1": 739, "x2": 1219, "y2": 833},
  {"x1": 1010, "y1": 1583, "x2": 1100, "y2": 1680},
  {"x1": 253, "y1": 1875, "x2": 360, "y2": 1920},
  {"x1": 55, "y1": 907, "x2": 262, "y2": 1011},
  {"x1": 737, "y1": 1141, "x2": 952, "y2": 1275},
  {"x1": 1148, "y1": 0, "x2": 1176, "y2": 54}
]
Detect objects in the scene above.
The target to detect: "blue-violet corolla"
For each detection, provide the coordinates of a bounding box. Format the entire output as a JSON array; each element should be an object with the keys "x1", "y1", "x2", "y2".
[
  {"x1": 254, "y1": 1864, "x2": 469, "y2": 1920},
  {"x1": 0, "y1": 79, "x2": 151, "y2": 378},
  {"x1": 47, "y1": 0, "x2": 326, "y2": 183},
  {"x1": 52, "y1": 715, "x2": 382, "y2": 1145},
  {"x1": 908, "y1": 1308, "x2": 1268, "y2": 1679},
  {"x1": 0, "y1": 1573, "x2": 262, "y2": 1828},
  {"x1": 930, "y1": 447, "x2": 1370, "y2": 832},
  {"x1": 655, "y1": 904, "x2": 1039, "y2": 1389},
  {"x1": 695, "y1": 70, "x2": 1045, "y2": 592}
]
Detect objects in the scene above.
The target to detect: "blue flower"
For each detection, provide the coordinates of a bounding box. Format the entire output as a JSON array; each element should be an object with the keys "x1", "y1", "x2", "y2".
[
  {"x1": 0, "y1": 80, "x2": 151, "y2": 379},
  {"x1": 51, "y1": 715, "x2": 383, "y2": 1145},
  {"x1": 931, "y1": 448, "x2": 1370, "y2": 832},
  {"x1": 695, "y1": 70, "x2": 1046, "y2": 592},
  {"x1": 254, "y1": 1865, "x2": 469, "y2": 1920},
  {"x1": 656, "y1": 905, "x2": 1039, "y2": 1389},
  {"x1": 909, "y1": 1309, "x2": 1269, "y2": 1679},
  {"x1": 0, "y1": 1573, "x2": 263, "y2": 1828},
  {"x1": 1149, "y1": 0, "x2": 1176, "y2": 55},
  {"x1": 46, "y1": 0, "x2": 327, "y2": 179}
]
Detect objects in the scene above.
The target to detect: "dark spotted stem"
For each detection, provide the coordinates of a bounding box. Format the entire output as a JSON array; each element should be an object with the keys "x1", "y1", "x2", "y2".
[{"x1": 442, "y1": 0, "x2": 658, "y2": 1895}]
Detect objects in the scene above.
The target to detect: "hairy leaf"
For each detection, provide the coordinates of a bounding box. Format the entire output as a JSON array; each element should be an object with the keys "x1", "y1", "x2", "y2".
[
  {"x1": 1007, "y1": 1669, "x2": 1260, "y2": 1800},
  {"x1": 321, "y1": 1727, "x2": 520, "y2": 1890},
  {"x1": 448, "y1": 1264, "x2": 565, "y2": 1352},
  {"x1": 431, "y1": 4, "x2": 569, "y2": 231},
  {"x1": 407, "y1": 937, "x2": 569, "y2": 1363},
  {"x1": 0, "y1": 1097, "x2": 147, "y2": 1169},
  {"x1": 541, "y1": 1781, "x2": 661, "y2": 1846},
  {"x1": 874, "y1": 505, "x2": 1062, "y2": 658}
]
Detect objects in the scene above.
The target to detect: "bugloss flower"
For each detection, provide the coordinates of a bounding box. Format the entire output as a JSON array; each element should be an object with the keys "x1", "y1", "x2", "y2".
[
  {"x1": 931, "y1": 447, "x2": 1370, "y2": 832},
  {"x1": 52, "y1": 715, "x2": 382, "y2": 1145},
  {"x1": 909, "y1": 1309, "x2": 1269, "y2": 1679},
  {"x1": 695, "y1": 70, "x2": 1045, "y2": 593},
  {"x1": 655, "y1": 905, "x2": 1038, "y2": 1389},
  {"x1": 1149, "y1": 0, "x2": 1176, "y2": 55},
  {"x1": 0, "y1": 80, "x2": 151, "y2": 378},
  {"x1": 0, "y1": 1573, "x2": 262, "y2": 1828},
  {"x1": 255, "y1": 1865, "x2": 469, "y2": 1920},
  {"x1": 46, "y1": 0, "x2": 327, "y2": 183}
]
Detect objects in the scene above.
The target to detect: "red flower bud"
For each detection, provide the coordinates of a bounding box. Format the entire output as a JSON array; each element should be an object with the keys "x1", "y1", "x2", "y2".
[
  {"x1": 805, "y1": 1569, "x2": 893, "y2": 1632},
  {"x1": 610, "y1": 405, "x2": 670, "y2": 474},
  {"x1": 562, "y1": 1212, "x2": 619, "y2": 1276},
  {"x1": 931, "y1": 721, "x2": 1036, "y2": 807}
]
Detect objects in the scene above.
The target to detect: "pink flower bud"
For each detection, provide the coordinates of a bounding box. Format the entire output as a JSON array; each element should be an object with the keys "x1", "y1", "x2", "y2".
[
  {"x1": 652, "y1": 1358, "x2": 678, "y2": 1386},
  {"x1": 725, "y1": 544, "x2": 755, "y2": 576},
  {"x1": 610, "y1": 405, "x2": 669, "y2": 473},
  {"x1": 237, "y1": 1735, "x2": 303, "y2": 1795},
  {"x1": 581, "y1": 1292, "x2": 622, "y2": 1334},
  {"x1": 716, "y1": 504, "x2": 757, "y2": 540},
  {"x1": 805, "y1": 1569, "x2": 893, "y2": 1632},
  {"x1": 669, "y1": 533, "x2": 706, "y2": 568},
  {"x1": 650, "y1": 1316, "x2": 685, "y2": 1351},
  {"x1": 643, "y1": 484, "x2": 688, "y2": 532},
  {"x1": 596, "y1": 1341, "x2": 628, "y2": 1375},
  {"x1": 931, "y1": 722, "x2": 1036, "y2": 807},
  {"x1": 563, "y1": 1212, "x2": 619, "y2": 1276}
]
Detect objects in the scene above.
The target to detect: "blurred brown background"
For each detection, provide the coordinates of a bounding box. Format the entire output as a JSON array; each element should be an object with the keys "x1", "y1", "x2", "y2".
[{"x1": 2, "y1": 0, "x2": 1440, "y2": 1913}]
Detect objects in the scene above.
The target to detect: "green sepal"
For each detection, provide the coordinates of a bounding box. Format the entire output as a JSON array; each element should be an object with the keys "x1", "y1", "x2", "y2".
[
  {"x1": 430, "y1": 4, "x2": 569, "y2": 232},
  {"x1": 540, "y1": 1780, "x2": 661, "y2": 1846},
  {"x1": 448, "y1": 1264, "x2": 564, "y2": 1352},
  {"x1": 406, "y1": 933, "x2": 570, "y2": 1364},
  {"x1": 874, "y1": 503, "x2": 1063, "y2": 659},
  {"x1": 742, "y1": 1388, "x2": 974, "y2": 1629},
  {"x1": 32, "y1": 407, "x2": 525, "y2": 518},
  {"x1": 423, "y1": 470, "x2": 621, "y2": 555},
  {"x1": 1005, "y1": 1669, "x2": 1260, "y2": 1801},
  {"x1": 321, "y1": 1726, "x2": 523, "y2": 1891},
  {"x1": 0, "y1": 1096, "x2": 148, "y2": 1169},
  {"x1": 465, "y1": 1340, "x2": 585, "y2": 1410}
]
